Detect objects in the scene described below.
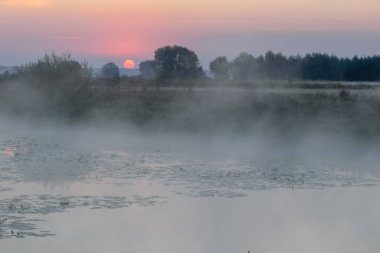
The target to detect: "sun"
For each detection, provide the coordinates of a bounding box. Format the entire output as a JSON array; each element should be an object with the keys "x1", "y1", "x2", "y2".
[{"x1": 123, "y1": 59, "x2": 136, "y2": 69}]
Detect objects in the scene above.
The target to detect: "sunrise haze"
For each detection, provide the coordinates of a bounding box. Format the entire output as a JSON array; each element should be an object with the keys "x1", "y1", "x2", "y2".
[{"x1": 1, "y1": 0, "x2": 380, "y2": 67}]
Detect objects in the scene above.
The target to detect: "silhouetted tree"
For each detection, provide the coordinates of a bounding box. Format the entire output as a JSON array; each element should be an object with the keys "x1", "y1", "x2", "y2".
[
  {"x1": 264, "y1": 51, "x2": 288, "y2": 80},
  {"x1": 211, "y1": 51, "x2": 380, "y2": 82},
  {"x1": 19, "y1": 53, "x2": 93, "y2": 118},
  {"x1": 101, "y1": 62, "x2": 120, "y2": 82},
  {"x1": 230, "y1": 53, "x2": 257, "y2": 80},
  {"x1": 287, "y1": 55, "x2": 302, "y2": 81},
  {"x1": 154, "y1": 45, "x2": 204, "y2": 80},
  {"x1": 209, "y1": 56, "x2": 230, "y2": 80},
  {"x1": 139, "y1": 60, "x2": 156, "y2": 80},
  {"x1": 21, "y1": 53, "x2": 92, "y2": 84},
  {"x1": 344, "y1": 56, "x2": 380, "y2": 81},
  {"x1": 301, "y1": 53, "x2": 344, "y2": 81}
]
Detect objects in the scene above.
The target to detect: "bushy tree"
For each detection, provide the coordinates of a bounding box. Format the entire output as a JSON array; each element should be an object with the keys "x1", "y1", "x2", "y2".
[
  {"x1": 101, "y1": 62, "x2": 120, "y2": 82},
  {"x1": 301, "y1": 53, "x2": 344, "y2": 81},
  {"x1": 154, "y1": 45, "x2": 204, "y2": 80},
  {"x1": 139, "y1": 60, "x2": 156, "y2": 80},
  {"x1": 21, "y1": 53, "x2": 92, "y2": 84},
  {"x1": 209, "y1": 56, "x2": 230, "y2": 80},
  {"x1": 19, "y1": 53, "x2": 93, "y2": 118},
  {"x1": 264, "y1": 51, "x2": 288, "y2": 80},
  {"x1": 287, "y1": 55, "x2": 302, "y2": 81},
  {"x1": 230, "y1": 53, "x2": 257, "y2": 80},
  {"x1": 344, "y1": 56, "x2": 380, "y2": 81}
]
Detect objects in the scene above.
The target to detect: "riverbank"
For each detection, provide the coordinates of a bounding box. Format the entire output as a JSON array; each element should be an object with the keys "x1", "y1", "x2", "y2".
[{"x1": 0, "y1": 81, "x2": 380, "y2": 140}]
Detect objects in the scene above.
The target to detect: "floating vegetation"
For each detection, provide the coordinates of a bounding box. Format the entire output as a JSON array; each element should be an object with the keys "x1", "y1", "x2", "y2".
[
  {"x1": 0, "y1": 137, "x2": 96, "y2": 185},
  {"x1": 0, "y1": 194, "x2": 162, "y2": 239},
  {"x1": 1, "y1": 137, "x2": 379, "y2": 196},
  {"x1": 0, "y1": 136, "x2": 379, "y2": 240}
]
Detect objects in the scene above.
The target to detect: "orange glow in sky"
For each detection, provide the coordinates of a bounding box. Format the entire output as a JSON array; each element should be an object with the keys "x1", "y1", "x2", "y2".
[
  {"x1": 1, "y1": 0, "x2": 380, "y2": 66},
  {"x1": 1, "y1": 0, "x2": 50, "y2": 8}
]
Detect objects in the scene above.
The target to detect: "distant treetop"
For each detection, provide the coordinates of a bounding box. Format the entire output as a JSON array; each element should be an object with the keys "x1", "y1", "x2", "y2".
[
  {"x1": 154, "y1": 45, "x2": 204, "y2": 81},
  {"x1": 20, "y1": 52, "x2": 92, "y2": 82},
  {"x1": 209, "y1": 51, "x2": 380, "y2": 82},
  {"x1": 101, "y1": 62, "x2": 120, "y2": 82}
]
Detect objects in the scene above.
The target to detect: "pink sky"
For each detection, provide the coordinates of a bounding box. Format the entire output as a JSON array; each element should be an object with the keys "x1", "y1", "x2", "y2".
[{"x1": 1, "y1": 0, "x2": 380, "y2": 67}]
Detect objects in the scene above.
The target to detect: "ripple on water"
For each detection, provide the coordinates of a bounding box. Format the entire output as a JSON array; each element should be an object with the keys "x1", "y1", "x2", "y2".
[
  {"x1": 0, "y1": 136, "x2": 379, "y2": 239},
  {"x1": 2, "y1": 137, "x2": 379, "y2": 193}
]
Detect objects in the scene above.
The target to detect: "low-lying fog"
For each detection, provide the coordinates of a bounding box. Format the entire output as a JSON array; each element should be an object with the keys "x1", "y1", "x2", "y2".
[
  {"x1": 1, "y1": 87, "x2": 380, "y2": 253},
  {"x1": 1, "y1": 114, "x2": 379, "y2": 177}
]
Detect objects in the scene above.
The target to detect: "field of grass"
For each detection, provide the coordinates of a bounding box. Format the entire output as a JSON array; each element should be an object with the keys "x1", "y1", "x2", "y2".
[{"x1": 2, "y1": 78, "x2": 380, "y2": 139}]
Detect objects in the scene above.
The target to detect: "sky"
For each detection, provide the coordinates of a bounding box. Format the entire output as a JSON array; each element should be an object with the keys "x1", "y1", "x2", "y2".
[{"x1": 1, "y1": 0, "x2": 380, "y2": 68}]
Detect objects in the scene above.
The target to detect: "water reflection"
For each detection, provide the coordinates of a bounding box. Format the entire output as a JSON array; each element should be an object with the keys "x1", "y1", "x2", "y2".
[
  {"x1": 2, "y1": 187, "x2": 380, "y2": 253},
  {"x1": 2, "y1": 147, "x2": 15, "y2": 157},
  {"x1": 0, "y1": 133, "x2": 380, "y2": 253},
  {"x1": 0, "y1": 137, "x2": 95, "y2": 187},
  {"x1": 1, "y1": 136, "x2": 379, "y2": 194}
]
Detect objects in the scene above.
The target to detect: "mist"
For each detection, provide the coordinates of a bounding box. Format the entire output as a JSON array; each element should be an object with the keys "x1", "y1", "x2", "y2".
[
  {"x1": 3, "y1": 0, "x2": 380, "y2": 250},
  {"x1": 1, "y1": 82, "x2": 380, "y2": 183},
  {"x1": 2, "y1": 54, "x2": 380, "y2": 253}
]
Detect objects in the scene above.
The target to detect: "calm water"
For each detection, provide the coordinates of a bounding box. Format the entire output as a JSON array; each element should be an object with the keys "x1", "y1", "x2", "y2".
[{"x1": 1, "y1": 125, "x2": 380, "y2": 253}]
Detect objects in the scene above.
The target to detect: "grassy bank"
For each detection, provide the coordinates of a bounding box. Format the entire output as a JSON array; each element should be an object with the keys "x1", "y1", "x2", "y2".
[{"x1": 2, "y1": 77, "x2": 380, "y2": 140}]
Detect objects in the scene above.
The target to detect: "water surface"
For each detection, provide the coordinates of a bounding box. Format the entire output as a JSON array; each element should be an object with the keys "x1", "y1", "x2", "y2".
[{"x1": 1, "y1": 126, "x2": 379, "y2": 253}]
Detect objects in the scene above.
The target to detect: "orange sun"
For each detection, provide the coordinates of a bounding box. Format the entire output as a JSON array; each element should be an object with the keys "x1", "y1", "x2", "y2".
[{"x1": 123, "y1": 59, "x2": 136, "y2": 69}]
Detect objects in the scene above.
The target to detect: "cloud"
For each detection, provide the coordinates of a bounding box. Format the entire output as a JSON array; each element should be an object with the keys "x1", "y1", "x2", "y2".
[{"x1": 0, "y1": 0, "x2": 50, "y2": 8}]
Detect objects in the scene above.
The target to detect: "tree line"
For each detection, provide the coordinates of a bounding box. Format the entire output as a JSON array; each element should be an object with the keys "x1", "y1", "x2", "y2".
[
  {"x1": 99, "y1": 45, "x2": 204, "y2": 83},
  {"x1": 138, "y1": 46, "x2": 380, "y2": 82},
  {"x1": 210, "y1": 52, "x2": 380, "y2": 82},
  {"x1": 2, "y1": 48, "x2": 380, "y2": 132},
  {"x1": 2, "y1": 46, "x2": 380, "y2": 84}
]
